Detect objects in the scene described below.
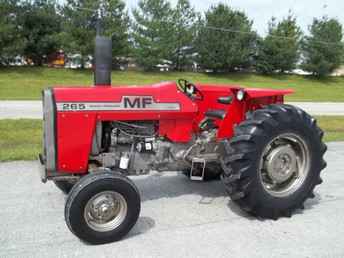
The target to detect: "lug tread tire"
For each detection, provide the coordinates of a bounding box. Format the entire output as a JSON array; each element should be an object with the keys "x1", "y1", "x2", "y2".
[
  {"x1": 65, "y1": 171, "x2": 140, "y2": 244},
  {"x1": 221, "y1": 104, "x2": 326, "y2": 219}
]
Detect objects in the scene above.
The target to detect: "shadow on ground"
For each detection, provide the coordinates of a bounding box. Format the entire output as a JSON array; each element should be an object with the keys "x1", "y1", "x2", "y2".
[
  {"x1": 131, "y1": 172, "x2": 321, "y2": 225},
  {"x1": 133, "y1": 172, "x2": 227, "y2": 202}
]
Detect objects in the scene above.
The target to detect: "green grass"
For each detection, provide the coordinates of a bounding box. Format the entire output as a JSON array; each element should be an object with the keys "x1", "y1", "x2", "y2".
[
  {"x1": 317, "y1": 116, "x2": 344, "y2": 142},
  {"x1": 1, "y1": 67, "x2": 344, "y2": 101},
  {"x1": 0, "y1": 119, "x2": 41, "y2": 161},
  {"x1": 0, "y1": 116, "x2": 343, "y2": 161}
]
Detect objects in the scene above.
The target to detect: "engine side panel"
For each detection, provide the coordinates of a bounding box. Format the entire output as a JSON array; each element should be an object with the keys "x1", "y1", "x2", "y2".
[
  {"x1": 56, "y1": 112, "x2": 97, "y2": 173},
  {"x1": 53, "y1": 82, "x2": 198, "y2": 173}
]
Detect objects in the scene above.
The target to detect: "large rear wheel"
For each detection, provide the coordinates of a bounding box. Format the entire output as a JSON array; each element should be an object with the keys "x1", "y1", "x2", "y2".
[{"x1": 221, "y1": 104, "x2": 327, "y2": 219}]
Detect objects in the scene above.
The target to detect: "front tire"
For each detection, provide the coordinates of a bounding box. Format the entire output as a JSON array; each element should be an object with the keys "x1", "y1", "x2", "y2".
[
  {"x1": 221, "y1": 104, "x2": 327, "y2": 219},
  {"x1": 65, "y1": 171, "x2": 141, "y2": 244}
]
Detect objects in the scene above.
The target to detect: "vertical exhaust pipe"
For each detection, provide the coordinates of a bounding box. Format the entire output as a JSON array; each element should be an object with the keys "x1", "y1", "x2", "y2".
[{"x1": 94, "y1": 35, "x2": 112, "y2": 86}]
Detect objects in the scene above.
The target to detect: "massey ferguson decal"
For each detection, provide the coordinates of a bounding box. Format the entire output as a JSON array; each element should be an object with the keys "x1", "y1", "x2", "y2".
[{"x1": 56, "y1": 96, "x2": 180, "y2": 111}]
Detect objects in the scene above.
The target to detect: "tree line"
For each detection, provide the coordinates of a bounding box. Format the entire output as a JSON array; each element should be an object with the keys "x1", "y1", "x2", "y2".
[{"x1": 0, "y1": 0, "x2": 343, "y2": 76}]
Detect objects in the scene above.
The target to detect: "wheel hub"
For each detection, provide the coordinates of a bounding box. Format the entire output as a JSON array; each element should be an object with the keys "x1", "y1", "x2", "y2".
[
  {"x1": 260, "y1": 133, "x2": 310, "y2": 197},
  {"x1": 265, "y1": 145, "x2": 297, "y2": 183},
  {"x1": 90, "y1": 195, "x2": 119, "y2": 221},
  {"x1": 84, "y1": 191, "x2": 127, "y2": 232}
]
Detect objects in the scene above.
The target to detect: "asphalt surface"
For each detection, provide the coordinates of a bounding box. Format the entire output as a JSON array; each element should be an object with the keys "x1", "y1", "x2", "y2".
[
  {"x1": 0, "y1": 142, "x2": 344, "y2": 258},
  {"x1": 1, "y1": 101, "x2": 344, "y2": 119},
  {"x1": 0, "y1": 101, "x2": 42, "y2": 119}
]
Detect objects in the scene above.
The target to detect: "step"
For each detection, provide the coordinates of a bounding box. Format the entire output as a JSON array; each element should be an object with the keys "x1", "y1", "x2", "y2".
[
  {"x1": 205, "y1": 109, "x2": 226, "y2": 120},
  {"x1": 217, "y1": 96, "x2": 233, "y2": 104}
]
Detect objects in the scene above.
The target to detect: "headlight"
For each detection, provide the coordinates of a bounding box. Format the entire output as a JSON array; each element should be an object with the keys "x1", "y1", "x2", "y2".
[{"x1": 236, "y1": 90, "x2": 245, "y2": 101}]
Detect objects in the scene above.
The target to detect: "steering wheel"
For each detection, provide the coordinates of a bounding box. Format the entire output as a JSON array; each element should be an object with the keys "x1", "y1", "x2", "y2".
[{"x1": 177, "y1": 79, "x2": 203, "y2": 100}]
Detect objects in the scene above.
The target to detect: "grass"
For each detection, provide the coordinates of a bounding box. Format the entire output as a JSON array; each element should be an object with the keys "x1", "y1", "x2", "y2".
[
  {"x1": 0, "y1": 116, "x2": 344, "y2": 162},
  {"x1": 316, "y1": 116, "x2": 344, "y2": 142},
  {"x1": 1, "y1": 67, "x2": 344, "y2": 101},
  {"x1": 0, "y1": 119, "x2": 41, "y2": 161}
]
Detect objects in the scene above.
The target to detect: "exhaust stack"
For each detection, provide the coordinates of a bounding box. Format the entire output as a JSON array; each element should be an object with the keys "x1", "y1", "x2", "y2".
[{"x1": 94, "y1": 36, "x2": 112, "y2": 86}]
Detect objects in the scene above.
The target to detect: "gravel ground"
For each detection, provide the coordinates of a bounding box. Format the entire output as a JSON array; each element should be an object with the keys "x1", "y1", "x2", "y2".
[
  {"x1": 1, "y1": 101, "x2": 344, "y2": 119},
  {"x1": 0, "y1": 142, "x2": 344, "y2": 258}
]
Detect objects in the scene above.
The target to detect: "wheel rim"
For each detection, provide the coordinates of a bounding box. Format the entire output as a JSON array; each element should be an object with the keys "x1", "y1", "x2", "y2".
[
  {"x1": 84, "y1": 191, "x2": 127, "y2": 232},
  {"x1": 259, "y1": 133, "x2": 310, "y2": 197}
]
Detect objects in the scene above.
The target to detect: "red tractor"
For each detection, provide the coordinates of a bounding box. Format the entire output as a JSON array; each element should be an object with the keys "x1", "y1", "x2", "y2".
[{"x1": 39, "y1": 36, "x2": 327, "y2": 244}]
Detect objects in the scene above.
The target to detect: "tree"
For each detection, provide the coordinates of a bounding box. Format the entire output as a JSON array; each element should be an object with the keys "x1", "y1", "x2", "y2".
[
  {"x1": 256, "y1": 14, "x2": 301, "y2": 74},
  {"x1": 196, "y1": 3, "x2": 256, "y2": 72},
  {"x1": 170, "y1": 0, "x2": 197, "y2": 71},
  {"x1": 301, "y1": 17, "x2": 344, "y2": 76},
  {"x1": 20, "y1": 0, "x2": 62, "y2": 65},
  {"x1": 132, "y1": 0, "x2": 173, "y2": 71},
  {"x1": 0, "y1": 0, "x2": 25, "y2": 65},
  {"x1": 62, "y1": 0, "x2": 130, "y2": 68}
]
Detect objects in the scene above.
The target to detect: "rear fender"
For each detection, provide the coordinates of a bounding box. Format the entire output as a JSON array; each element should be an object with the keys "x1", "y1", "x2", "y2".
[
  {"x1": 244, "y1": 88, "x2": 294, "y2": 99},
  {"x1": 245, "y1": 88, "x2": 294, "y2": 113},
  {"x1": 217, "y1": 88, "x2": 294, "y2": 139}
]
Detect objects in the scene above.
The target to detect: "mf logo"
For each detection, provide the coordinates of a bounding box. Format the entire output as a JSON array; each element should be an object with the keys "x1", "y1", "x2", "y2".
[{"x1": 123, "y1": 96, "x2": 153, "y2": 109}]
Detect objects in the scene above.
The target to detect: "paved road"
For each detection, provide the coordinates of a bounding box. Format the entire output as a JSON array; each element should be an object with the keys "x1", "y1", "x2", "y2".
[
  {"x1": 0, "y1": 101, "x2": 344, "y2": 119},
  {"x1": 0, "y1": 101, "x2": 42, "y2": 119},
  {"x1": 0, "y1": 142, "x2": 344, "y2": 258}
]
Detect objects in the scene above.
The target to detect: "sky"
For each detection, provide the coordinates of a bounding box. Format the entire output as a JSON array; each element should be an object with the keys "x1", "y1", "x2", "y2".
[{"x1": 59, "y1": 0, "x2": 344, "y2": 35}]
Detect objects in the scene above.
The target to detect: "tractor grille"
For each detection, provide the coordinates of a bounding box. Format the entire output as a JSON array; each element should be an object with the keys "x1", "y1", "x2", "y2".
[{"x1": 42, "y1": 89, "x2": 57, "y2": 173}]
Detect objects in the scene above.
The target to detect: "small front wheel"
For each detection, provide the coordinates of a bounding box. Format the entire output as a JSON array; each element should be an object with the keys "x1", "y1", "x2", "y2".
[{"x1": 65, "y1": 171, "x2": 141, "y2": 244}]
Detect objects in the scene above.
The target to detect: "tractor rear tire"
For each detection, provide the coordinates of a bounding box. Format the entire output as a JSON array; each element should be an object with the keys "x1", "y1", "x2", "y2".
[
  {"x1": 221, "y1": 104, "x2": 327, "y2": 219},
  {"x1": 65, "y1": 171, "x2": 141, "y2": 244},
  {"x1": 53, "y1": 180, "x2": 75, "y2": 194}
]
